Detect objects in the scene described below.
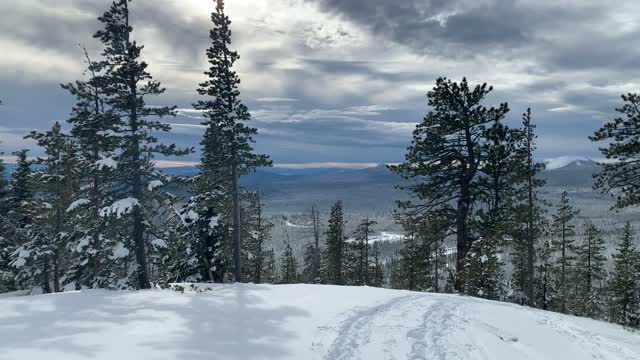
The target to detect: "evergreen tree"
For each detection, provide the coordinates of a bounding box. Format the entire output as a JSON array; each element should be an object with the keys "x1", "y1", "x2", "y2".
[
  {"x1": 550, "y1": 190, "x2": 580, "y2": 313},
  {"x1": 0, "y1": 148, "x2": 14, "y2": 291},
  {"x1": 389, "y1": 78, "x2": 509, "y2": 291},
  {"x1": 464, "y1": 238, "x2": 504, "y2": 300},
  {"x1": 324, "y1": 200, "x2": 346, "y2": 285},
  {"x1": 535, "y1": 239, "x2": 557, "y2": 310},
  {"x1": 61, "y1": 47, "x2": 121, "y2": 289},
  {"x1": 242, "y1": 191, "x2": 273, "y2": 284},
  {"x1": 93, "y1": 0, "x2": 189, "y2": 289},
  {"x1": 369, "y1": 242, "x2": 384, "y2": 287},
  {"x1": 301, "y1": 205, "x2": 322, "y2": 284},
  {"x1": 15, "y1": 123, "x2": 80, "y2": 293},
  {"x1": 352, "y1": 218, "x2": 377, "y2": 285},
  {"x1": 608, "y1": 223, "x2": 640, "y2": 327},
  {"x1": 511, "y1": 108, "x2": 546, "y2": 306},
  {"x1": 302, "y1": 242, "x2": 322, "y2": 284},
  {"x1": 591, "y1": 93, "x2": 640, "y2": 208},
  {"x1": 261, "y1": 249, "x2": 278, "y2": 284},
  {"x1": 9, "y1": 150, "x2": 33, "y2": 229},
  {"x1": 193, "y1": 0, "x2": 271, "y2": 283},
  {"x1": 280, "y1": 239, "x2": 299, "y2": 284},
  {"x1": 574, "y1": 222, "x2": 608, "y2": 318}
]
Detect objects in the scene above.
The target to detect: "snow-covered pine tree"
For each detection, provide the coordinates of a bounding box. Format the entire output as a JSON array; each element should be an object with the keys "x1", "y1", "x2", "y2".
[
  {"x1": 93, "y1": 0, "x2": 190, "y2": 289},
  {"x1": 280, "y1": 238, "x2": 299, "y2": 284},
  {"x1": 464, "y1": 238, "x2": 505, "y2": 300},
  {"x1": 550, "y1": 190, "x2": 580, "y2": 313},
  {"x1": 62, "y1": 48, "x2": 122, "y2": 289},
  {"x1": 301, "y1": 205, "x2": 322, "y2": 284},
  {"x1": 0, "y1": 147, "x2": 14, "y2": 292},
  {"x1": 591, "y1": 93, "x2": 640, "y2": 209},
  {"x1": 389, "y1": 78, "x2": 509, "y2": 291},
  {"x1": 351, "y1": 218, "x2": 377, "y2": 285},
  {"x1": 324, "y1": 200, "x2": 346, "y2": 285},
  {"x1": 511, "y1": 108, "x2": 547, "y2": 307},
  {"x1": 2, "y1": 150, "x2": 34, "y2": 290},
  {"x1": 608, "y1": 223, "x2": 640, "y2": 327},
  {"x1": 193, "y1": 0, "x2": 271, "y2": 283},
  {"x1": 14, "y1": 123, "x2": 80, "y2": 293},
  {"x1": 573, "y1": 222, "x2": 608, "y2": 318}
]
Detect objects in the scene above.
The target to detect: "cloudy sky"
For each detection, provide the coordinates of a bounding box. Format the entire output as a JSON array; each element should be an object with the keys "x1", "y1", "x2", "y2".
[{"x1": 1, "y1": 0, "x2": 639, "y2": 168}]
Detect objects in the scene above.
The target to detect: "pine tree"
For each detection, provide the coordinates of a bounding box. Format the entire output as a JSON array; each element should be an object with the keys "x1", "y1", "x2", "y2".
[
  {"x1": 535, "y1": 239, "x2": 557, "y2": 310},
  {"x1": 608, "y1": 223, "x2": 640, "y2": 327},
  {"x1": 324, "y1": 200, "x2": 346, "y2": 285},
  {"x1": 15, "y1": 124, "x2": 81, "y2": 293},
  {"x1": 574, "y1": 222, "x2": 608, "y2": 318},
  {"x1": 591, "y1": 93, "x2": 640, "y2": 208},
  {"x1": 9, "y1": 150, "x2": 33, "y2": 229},
  {"x1": 280, "y1": 239, "x2": 299, "y2": 284},
  {"x1": 550, "y1": 190, "x2": 580, "y2": 313},
  {"x1": 0, "y1": 148, "x2": 14, "y2": 291},
  {"x1": 352, "y1": 218, "x2": 377, "y2": 285},
  {"x1": 93, "y1": 0, "x2": 189, "y2": 289},
  {"x1": 193, "y1": 0, "x2": 271, "y2": 283},
  {"x1": 389, "y1": 78, "x2": 509, "y2": 291},
  {"x1": 301, "y1": 206, "x2": 322, "y2": 284},
  {"x1": 61, "y1": 47, "x2": 121, "y2": 289},
  {"x1": 242, "y1": 191, "x2": 273, "y2": 284},
  {"x1": 511, "y1": 108, "x2": 547, "y2": 306},
  {"x1": 369, "y1": 242, "x2": 384, "y2": 287},
  {"x1": 396, "y1": 219, "x2": 430, "y2": 291},
  {"x1": 464, "y1": 238, "x2": 504, "y2": 300},
  {"x1": 261, "y1": 249, "x2": 278, "y2": 284}
]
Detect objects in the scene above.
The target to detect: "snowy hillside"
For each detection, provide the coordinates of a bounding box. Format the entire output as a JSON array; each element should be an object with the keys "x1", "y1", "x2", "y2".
[{"x1": 1, "y1": 285, "x2": 638, "y2": 360}]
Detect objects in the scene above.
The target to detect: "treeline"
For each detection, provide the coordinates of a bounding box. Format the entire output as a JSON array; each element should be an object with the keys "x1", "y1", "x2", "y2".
[{"x1": 383, "y1": 78, "x2": 640, "y2": 329}]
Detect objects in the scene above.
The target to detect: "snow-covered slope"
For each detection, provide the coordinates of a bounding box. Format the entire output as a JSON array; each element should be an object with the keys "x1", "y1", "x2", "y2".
[{"x1": 0, "y1": 284, "x2": 637, "y2": 360}]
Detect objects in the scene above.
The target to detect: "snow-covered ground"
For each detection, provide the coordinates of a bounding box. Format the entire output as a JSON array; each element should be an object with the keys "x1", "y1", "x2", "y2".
[
  {"x1": 346, "y1": 231, "x2": 405, "y2": 244},
  {"x1": 0, "y1": 284, "x2": 638, "y2": 360}
]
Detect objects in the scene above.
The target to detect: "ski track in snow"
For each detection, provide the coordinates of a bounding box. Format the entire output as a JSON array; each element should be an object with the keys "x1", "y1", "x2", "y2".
[
  {"x1": 321, "y1": 294, "x2": 420, "y2": 360},
  {"x1": 314, "y1": 292, "x2": 640, "y2": 360}
]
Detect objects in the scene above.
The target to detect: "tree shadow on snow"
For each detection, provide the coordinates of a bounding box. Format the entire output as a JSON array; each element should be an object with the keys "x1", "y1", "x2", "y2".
[{"x1": 0, "y1": 284, "x2": 310, "y2": 359}]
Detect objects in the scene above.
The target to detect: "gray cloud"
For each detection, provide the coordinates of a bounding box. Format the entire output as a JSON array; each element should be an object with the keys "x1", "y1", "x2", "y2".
[{"x1": 1, "y1": 0, "x2": 638, "y2": 165}]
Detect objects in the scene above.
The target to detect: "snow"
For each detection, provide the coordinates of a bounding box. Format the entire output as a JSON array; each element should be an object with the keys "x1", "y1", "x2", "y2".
[
  {"x1": 100, "y1": 198, "x2": 140, "y2": 218},
  {"x1": 66, "y1": 199, "x2": 91, "y2": 212},
  {"x1": 0, "y1": 284, "x2": 637, "y2": 360},
  {"x1": 95, "y1": 156, "x2": 118, "y2": 170},
  {"x1": 544, "y1": 156, "x2": 590, "y2": 170},
  {"x1": 285, "y1": 220, "x2": 311, "y2": 228},
  {"x1": 347, "y1": 232, "x2": 405, "y2": 244},
  {"x1": 110, "y1": 242, "x2": 129, "y2": 259},
  {"x1": 151, "y1": 239, "x2": 168, "y2": 249},
  {"x1": 147, "y1": 180, "x2": 164, "y2": 191}
]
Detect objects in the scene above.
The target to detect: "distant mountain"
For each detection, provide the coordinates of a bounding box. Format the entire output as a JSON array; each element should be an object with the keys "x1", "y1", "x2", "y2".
[
  {"x1": 541, "y1": 158, "x2": 601, "y2": 188},
  {"x1": 1, "y1": 158, "x2": 608, "y2": 214}
]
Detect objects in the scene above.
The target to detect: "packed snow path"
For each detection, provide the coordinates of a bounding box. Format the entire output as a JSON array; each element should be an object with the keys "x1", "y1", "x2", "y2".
[{"x1": 0, "y1": 285, "x2": 638, "y2": 360}]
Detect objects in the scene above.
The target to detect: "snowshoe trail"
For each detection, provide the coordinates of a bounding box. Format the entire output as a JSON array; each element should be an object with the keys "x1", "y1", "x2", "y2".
[{"x1": 313, "y1": 291, "x2": 640, "y2": 360}]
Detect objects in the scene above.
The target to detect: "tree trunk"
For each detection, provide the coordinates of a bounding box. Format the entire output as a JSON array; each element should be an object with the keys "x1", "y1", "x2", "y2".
[{"x1": 232, "y1": 166, "x2": 242, "y2": 282}]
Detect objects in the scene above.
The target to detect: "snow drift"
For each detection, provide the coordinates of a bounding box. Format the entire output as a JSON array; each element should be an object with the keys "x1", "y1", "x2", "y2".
[{"x1": 0, "y1": 284, "x2": 637, "y2": 360}]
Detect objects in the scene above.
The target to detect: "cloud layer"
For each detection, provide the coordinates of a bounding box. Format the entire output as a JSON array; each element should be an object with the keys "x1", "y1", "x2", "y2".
[{"x1": 1, "y1": 0, "x2": 638, "y2": 165}]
